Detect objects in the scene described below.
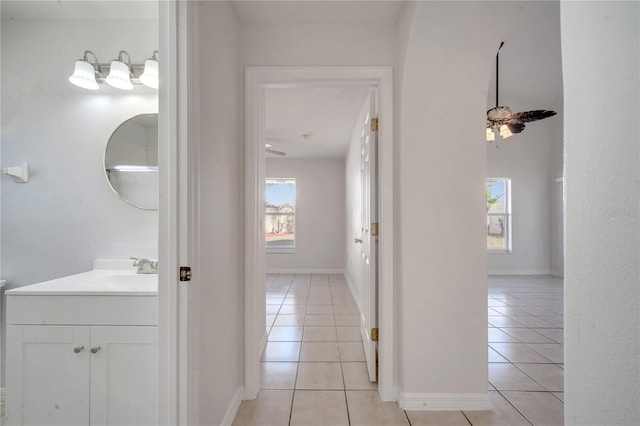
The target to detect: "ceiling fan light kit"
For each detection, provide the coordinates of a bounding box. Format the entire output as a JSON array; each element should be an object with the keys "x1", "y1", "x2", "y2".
[{"x1": 486, "y1": 41, "x2": 556, "y2": 143}]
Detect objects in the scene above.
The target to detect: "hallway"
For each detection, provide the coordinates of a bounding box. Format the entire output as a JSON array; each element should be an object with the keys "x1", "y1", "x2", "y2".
[{"x1": 233, "y1": 274, "x2": 564, "y2": 425}]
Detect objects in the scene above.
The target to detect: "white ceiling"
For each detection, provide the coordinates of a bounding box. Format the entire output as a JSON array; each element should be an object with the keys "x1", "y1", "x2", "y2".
[{"x1": 265, "y1": 86, "x2": 370, "y2": 159}]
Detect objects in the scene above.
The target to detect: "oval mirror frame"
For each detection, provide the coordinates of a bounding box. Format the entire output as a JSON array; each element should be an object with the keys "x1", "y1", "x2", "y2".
[{"x1": 104, "y1": 113, "x2": 159, "y2": 210}]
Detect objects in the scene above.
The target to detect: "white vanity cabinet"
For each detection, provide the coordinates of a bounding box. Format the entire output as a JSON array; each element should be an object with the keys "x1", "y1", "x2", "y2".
[
  {"x1": 6, "y1": 325, "x2": 157, "y2": 426},
  {"x1": 4, "y1": 270, "x2": 158, "y2": 426}
]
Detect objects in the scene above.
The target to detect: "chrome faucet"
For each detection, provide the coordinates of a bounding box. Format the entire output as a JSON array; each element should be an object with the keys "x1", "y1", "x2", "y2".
[{"x1": 130, "y1": 257, "x2": 158, "y2": 274}]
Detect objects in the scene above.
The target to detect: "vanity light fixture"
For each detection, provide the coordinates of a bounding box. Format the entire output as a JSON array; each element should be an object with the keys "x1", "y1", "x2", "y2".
[
  {"x1": 106, "y1": 50, "x2": 134, "y2": 90},
  {"x1": 139, "y1": 51, "x2": 159, "y2": 89},
  {"x1": 68, "y1": 50, "x2": 159, "y2": 90}
]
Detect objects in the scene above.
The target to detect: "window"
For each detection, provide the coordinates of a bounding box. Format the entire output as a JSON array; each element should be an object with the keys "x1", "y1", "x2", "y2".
[
  {"x1": 487, "y1": 178, "x2": 511, "y2": 253},
  {"x1": 265, "y1": 178, "x2": 296, "y2": 251}
]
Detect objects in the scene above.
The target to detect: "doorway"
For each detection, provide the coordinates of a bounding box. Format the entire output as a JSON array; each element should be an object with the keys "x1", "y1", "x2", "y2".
[{"x1": 245, "y1": 67, "x2": 395, "y2": 401}]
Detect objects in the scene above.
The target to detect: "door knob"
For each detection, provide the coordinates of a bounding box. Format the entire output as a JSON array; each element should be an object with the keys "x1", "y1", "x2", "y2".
[
  {"x1": 73, "y1": 346, "x2": 84, "y2": 354},
  {"x1": 90, "y1": 346, "x2": 101, "y2": 354},
  {"x1": 354, "y1": 238, "x2": 362, "y2": 244}
]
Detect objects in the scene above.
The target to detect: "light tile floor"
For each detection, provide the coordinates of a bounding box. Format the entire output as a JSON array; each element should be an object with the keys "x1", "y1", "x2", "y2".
[{"x1": 234, "y1": 274, "x2": 564, "y2": 426}]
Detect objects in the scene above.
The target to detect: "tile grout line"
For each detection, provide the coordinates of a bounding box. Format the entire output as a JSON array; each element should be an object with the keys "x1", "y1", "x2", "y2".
[
  {"x1": 459, "y1": 410, "x2": 473, "y2": 425},
  {"x1": 403, "y1": 409, "x2": 412, "y2": 426},
  {"x1": 493, "y1": 389, "x2": 534, "y2": 426}
]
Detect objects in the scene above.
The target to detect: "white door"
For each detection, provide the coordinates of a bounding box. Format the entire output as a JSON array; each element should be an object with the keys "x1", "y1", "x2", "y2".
[
  {"x1": 90, "y1": 326, "x2": 159, "y2": 426},
  {"x1": 360, "y1": 89, "x2": 378, "y2": 382},
  {"x1": 5, "y1": 326, "x2": 91, "y2": 426}
]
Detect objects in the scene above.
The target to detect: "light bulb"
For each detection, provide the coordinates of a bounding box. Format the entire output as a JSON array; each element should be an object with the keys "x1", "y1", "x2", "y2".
[
  {"x1": 486, "y1": 127, "x2": 496, "y2": 142},
  {"x1": 139, "y1": 58, "x2": 159, "y2": 89},
  {"x1": 499, "y1": 124, "x2": 513, "y2": 139},
  {"x1": 106, "y1": 60, "x2": 133, "y2": 90},
  {"x1": 68, "y1": 60, "x2": 99, "y2": 90}
]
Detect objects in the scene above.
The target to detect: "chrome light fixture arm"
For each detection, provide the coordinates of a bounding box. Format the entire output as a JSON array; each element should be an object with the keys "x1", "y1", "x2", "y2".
[
  {"x1": 83, "y1": 50, "x2": 102, "y2": 75},
  {"x1": 116, "y1": 50, "x2": 133, "y2": 75}
]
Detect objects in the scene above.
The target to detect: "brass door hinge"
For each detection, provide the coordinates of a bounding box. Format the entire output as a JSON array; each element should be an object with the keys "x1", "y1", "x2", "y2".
[
  {"x1": 371, "y1": 222, "x2": 379, "y2": 237},
  {"x1": 371, "y1": 327, "x2": 379, "y2": 342},
  {"x1": 370, "y1": 117, "x2": 379, "y2": 132},
  {"x1": 179, "y1": 266, "x2": 192, "y2": 282}
]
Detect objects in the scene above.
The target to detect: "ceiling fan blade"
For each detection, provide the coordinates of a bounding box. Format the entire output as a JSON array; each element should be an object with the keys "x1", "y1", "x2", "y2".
[
  {"x1": 266, "y1": 148, "x2": 286, "y2": 156},
  {"x1": 507, "y1": 122, "x2": 526, "y2": 134},
  {"x1": 511, "y1": 110, "x2": 557, "y2": 123}
]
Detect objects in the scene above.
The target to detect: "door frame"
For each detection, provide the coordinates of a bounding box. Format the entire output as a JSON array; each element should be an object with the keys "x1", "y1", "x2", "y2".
[
  {"x1": 158, "y1": 1, "x2": 197, "y2": 424},
  {"x1": 245, "y1": 66, "x2": 395, "y2": 401}
]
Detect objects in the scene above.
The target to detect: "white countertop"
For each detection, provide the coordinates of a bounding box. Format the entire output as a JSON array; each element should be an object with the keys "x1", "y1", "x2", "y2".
[{"x1": 5, "y1": 267, "x2": 157, "y2": 296}]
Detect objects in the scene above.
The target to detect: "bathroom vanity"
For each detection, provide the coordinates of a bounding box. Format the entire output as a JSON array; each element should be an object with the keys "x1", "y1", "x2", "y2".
[{"x1": 4, "y1": 263, "x2": 158, "y2": 426}]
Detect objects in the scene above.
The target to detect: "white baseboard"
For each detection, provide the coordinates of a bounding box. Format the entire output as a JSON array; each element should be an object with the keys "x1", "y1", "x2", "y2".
[
  {"x1": 220, "y1": 386, "x2": 245, "y2": 426},
  {"x1": 550, "y1": 270, "x2": 564, "y2": 277},
  {"x1": 398, "y1": 392, "x2": 492, "y2": 411},
  {"x1": 488, "y1": 269, "x2": 552, "y2": 276},
  {"x1": 344, "y1": 273, "x2": 361, "y2": 312},
  {"x1": 265, "y1": 268, "x2": 345, "y2": 274}
]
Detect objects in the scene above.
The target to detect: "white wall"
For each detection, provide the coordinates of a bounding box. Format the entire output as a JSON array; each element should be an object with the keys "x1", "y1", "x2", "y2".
[
  {"x1": 195, "y1": 2, "x2": 244, "y2": 424},
  {"x1": 266, "y1": 158, "x2": 345, "y2": 272},
  {"x1": 1, "y1": 17, "x2": 159, "y2": 288},
  {"x1": 397, "y1": 1, "x2": 492, "y2": 402},
  {"x1": 562, "y1": 2, "x2": 639, "y2": 424},
  {"x1": 393, "y1": 0, "x2": 416, "y2": 402},
  {"x1": 240, "y1": 22, "x2": 395, "y2": 66}
]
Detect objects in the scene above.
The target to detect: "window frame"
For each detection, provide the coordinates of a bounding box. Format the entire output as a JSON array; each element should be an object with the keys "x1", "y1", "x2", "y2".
[
  {"x1": 486, "y1": 177, "x2": 512, "y2": 254},
  {"x1": 265, "y1": 177, "x2": 296, "y2": 253}
]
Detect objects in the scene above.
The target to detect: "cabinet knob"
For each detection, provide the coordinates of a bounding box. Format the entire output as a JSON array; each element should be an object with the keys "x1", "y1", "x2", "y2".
[
  {"x1": 90, "y1": 346, "x2": 101, "y2": 354},
  {"x1": 73, "y1": 346, "x2": 84, "y2": 354}
]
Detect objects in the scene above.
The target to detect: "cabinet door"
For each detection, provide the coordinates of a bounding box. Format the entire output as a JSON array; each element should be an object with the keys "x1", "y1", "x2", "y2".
[
  {"x1": 89, "y1": 326, "x2": 158, "y2": 426},
  {"x1": 5, "y1": 326, "x2": 91, "y2": 426}
]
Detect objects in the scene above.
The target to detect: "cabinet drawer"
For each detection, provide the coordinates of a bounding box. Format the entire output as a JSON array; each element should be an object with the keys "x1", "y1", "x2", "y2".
[{"x1": 7, "y1": 295, "x2": 158, "y2": 326}]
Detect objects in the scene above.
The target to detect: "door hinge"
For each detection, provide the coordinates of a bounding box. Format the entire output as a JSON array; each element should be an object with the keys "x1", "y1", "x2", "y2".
[
  {"x1": 179, "y1": 266, "x2": 192, "y2": 282},
  {"x1": 371, "y1": 327, "x2": 379, "y2": 342},
  {"x1": 370, "y1": 117, "x2": 379, "y2": 132},
  {"x1": 371, "y1": 222, "x2": 379, "y2": 237}
]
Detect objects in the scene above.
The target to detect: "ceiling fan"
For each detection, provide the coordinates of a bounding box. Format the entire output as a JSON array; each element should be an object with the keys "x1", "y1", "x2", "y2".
[
  {"x1": 486, "y1": 41, "x2": 557, "y2": 142},
  {"x1": 265, "y1": 140, "x2": 286, "y2": 156},
  {"x1": 266, "y1": 147, "x2": 286, "y2": 156}
]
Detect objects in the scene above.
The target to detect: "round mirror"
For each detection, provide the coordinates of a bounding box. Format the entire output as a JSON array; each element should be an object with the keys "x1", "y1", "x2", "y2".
[{"x1": 104, "y1": 113, "x2": 158, "y2": 210}]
